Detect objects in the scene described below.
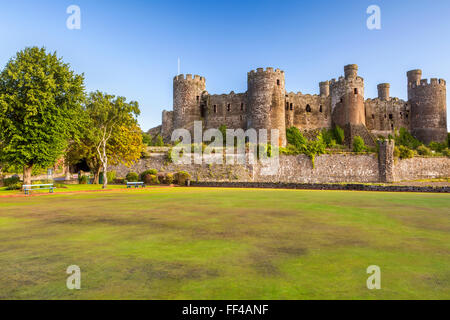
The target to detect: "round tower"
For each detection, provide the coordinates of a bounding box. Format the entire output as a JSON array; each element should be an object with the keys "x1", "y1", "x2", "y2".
[
  {"x1": 247, "y1": 67, "x2": 286, "y2": 147},
  {"x1": 319, "y1": 81, "x2": 330, "y2": 97},
  {"x1": 377, "y1": 83, "x2": 390, "y2": 101},
  {"x1": 408, "y1": 71, "x2": 447, "y2": 144},
  {"x1": 344, "y1": 64, "x2": 358, "y2": 79},
  {"x1": 330, "y1": 64, "x2": 365, "y2": 127},
  {"x1": 173, "y1": 74, "x2": 206, "y2": 133},
  {"x1": 407, "y1": 69, "x2": 422, "y2": 100}
]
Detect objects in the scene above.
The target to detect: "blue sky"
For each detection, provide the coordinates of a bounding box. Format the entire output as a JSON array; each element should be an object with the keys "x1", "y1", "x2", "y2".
[{"x1": 1, "y1": 0, "x2": 449, "y2": 130}]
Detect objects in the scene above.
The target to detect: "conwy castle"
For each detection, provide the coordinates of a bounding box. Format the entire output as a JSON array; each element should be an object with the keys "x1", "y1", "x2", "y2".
[{"x1": 155, "y1": 64, "x2": 447, "y2": 147}]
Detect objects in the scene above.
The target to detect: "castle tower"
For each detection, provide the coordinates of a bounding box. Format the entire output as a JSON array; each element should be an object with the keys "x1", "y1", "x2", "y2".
[
  {"x1": 173, "y1": 74, "x2": 206, "y2": 133},
  {"x1": 407, "y1": 69, "x2": 422, "y2": 100},
  {"x1": 344, "y1": 64, "x2": 358, "y2": 79},
  {"x1": 330, "y1": 64, "x2": 365, "y2": 127},
  {"x1": 377, "y1": 83, "x2": 390, "y2": 101},
  {"x1": 407, "y1": 69, "x2": 447, "y2": 144},
  {"x1": 319, "y1": 81, "x2": 330, "y2": 97},
  {"x1": 247, "y1": 67, "x2": 286, "y2": 147}
]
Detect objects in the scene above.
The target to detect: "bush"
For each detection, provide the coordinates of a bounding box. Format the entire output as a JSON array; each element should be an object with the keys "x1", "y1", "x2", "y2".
[
  {"x1": 142, "y1": 132, "x2": 152, "y2": 146},
  {"x1": 398, "y1": 145, "x2": 415, "y2": 159},
  {"x1": 352, "y1": 136, "x2": 366, "y2": 152},
  {"x1": 416, "y1": 145, "x2": 432, "y2": 156},
  {"x1": 3, "y1": 175, "x2": 20, "y2": 187},
  {"x1": 6, "y1": 182, "x2": 22, "y2": 190},
  {"x1": 143, "y1": 174, "x2": 159, "y2": 185},
  {"x1": 395, "y1": 127, "x2": 421, "y2": 149},
  {"x1": 78, "y1": 175, "x2": 89, "y2": 184},
  {"x1": 303, "y1": 133, "x2": 327, "y2": 168},
  {"x1": 393, "y1": 146, "x2": 400, "y2": 158},
  {"x1": 333, "y1": 125, "x2": 345, "y2": 145},
  {"x1": 106, "y1": 171, "x2": 116, "y2": 183},
  {"x1": 155, "y1": 135, "x2": 164, "y2": 147},
  {"x1": 165, "y1": 173, "x2": 174, "y2": 184},
  {"x1": 428, "y1": 141, "x2": 446, "y2": 153},
  {"x1": 175, "y1": 171, "x2": 191, "y2": 186},
  {"x1": 321, "y1": 129, "x2": 336, "y2": 148},
  {"x1": 280, "y1": 144, "x2": 301, "y2": 155},
  {"x1": 140, "y1": 169, "x2": 157, "y2": 181},
  {"x1": 286, "y1": 127, "x2": 306, "y2": 150},
  {"x1": 443, "y1": 148, "x2": 450, "y2": 157},
  {"x1": 126, "y1": 172, "x2": 139, "y2": 182}
]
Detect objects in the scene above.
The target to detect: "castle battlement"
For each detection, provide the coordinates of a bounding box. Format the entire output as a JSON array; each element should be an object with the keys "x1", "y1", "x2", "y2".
[
  {"x1": 173, "y1": 74, "x2": 206, "y2": 82},
  {"x1": 248, "y1": 67, "x2": 284, "y2": 77},
  {"x1": 410, "y1": 78, "x2": 446, "y2": 88}
]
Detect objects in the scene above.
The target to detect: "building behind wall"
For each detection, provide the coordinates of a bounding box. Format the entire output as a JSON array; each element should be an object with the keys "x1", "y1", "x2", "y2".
[{"x1": 156, "y1": 64, "x2": 447, "y2": 147}]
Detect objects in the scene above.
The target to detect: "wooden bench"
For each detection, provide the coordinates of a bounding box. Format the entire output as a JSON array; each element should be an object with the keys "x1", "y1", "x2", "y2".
[
  {"x1": 126, "y1": 182, "x2": 145, "y2": 189},
  {"x1": 23, "y1": 184, "x2": 55, "y2": 195}
]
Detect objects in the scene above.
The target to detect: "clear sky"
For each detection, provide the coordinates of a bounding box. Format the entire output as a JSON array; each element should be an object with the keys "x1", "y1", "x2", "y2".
[{"x1": 1, "y1": 0, "x2": 449, "y2": 131}]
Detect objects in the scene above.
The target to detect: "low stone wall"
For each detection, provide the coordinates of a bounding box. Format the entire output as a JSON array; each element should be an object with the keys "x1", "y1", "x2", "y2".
[
  {"x1": 191, "y1": 181, "x2": 450, "y2": 193},
  {"x1": 394, "y1": 156, "x2": 450, "y2": 181},
  {"x1": 109, "y1": 153, "x2": 253, "y2": 182},
  {"x1": 109, "y1": 151, "x2": 449, "y2": 184},
  {"x1": 253, "y1": 153, "x2": 379, "y2": 183}
]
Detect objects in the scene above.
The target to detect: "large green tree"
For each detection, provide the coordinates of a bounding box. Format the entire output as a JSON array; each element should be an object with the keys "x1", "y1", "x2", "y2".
[
  {"x1": 84, "y1": 91, "x2": 140, "y2": 188},
  {"x1": 0, "y1": 47, "x2": 85, "y2": 185}
]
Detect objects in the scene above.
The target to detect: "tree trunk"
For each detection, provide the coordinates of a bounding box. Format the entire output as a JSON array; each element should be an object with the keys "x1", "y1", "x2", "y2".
[
  {"x1": 102, "y1": 140, "x2": 108, "y2": 189},
  {"x1": 93, "y1": 166, "x2": 101, "y2": 184},
  {"x1": 102, "y1": 161, "x2": 108, "y2": 189},
  {"x1": 23, "y1": 165, "x2": 33, "y2": 186}
]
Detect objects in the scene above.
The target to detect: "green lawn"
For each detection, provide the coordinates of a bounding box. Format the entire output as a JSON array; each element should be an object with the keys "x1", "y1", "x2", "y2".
[{"x1": 0, "y1": 187, "x2": 449, "y2": 300}]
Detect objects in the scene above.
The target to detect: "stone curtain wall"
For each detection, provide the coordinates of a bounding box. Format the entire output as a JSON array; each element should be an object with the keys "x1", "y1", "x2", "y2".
[
  {"x1": 394, "y1": 156, "x2": 450, "y2": 181},
  {"x1": 253, "y1": 154, "x2": 380, "y2": 183},
  {"x1": 110, "y1": 149, "x2": 449, "y2": 184},
  {"x1": 109, "y1": 152, "x2": 449, "y2": 183}
]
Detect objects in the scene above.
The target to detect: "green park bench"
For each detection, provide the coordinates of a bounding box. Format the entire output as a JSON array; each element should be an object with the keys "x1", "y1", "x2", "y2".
[
  {"x1": 23, "y1": 184, "x2": 55, "y2": 195},
  {"x1": 126, "y1": 182, "x2": 145, "y2": 189}
]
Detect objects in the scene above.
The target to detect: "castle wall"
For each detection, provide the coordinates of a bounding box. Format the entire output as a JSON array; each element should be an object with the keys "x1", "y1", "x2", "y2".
[
  {"x1": 365, "y1": 98, "x2": 410, "y2": 136},
  {"x1": 394, "y1": 156, "x2": 450, "y2": 181},
  {"x1": 166, "y1": 65, "x2": 447, "y2": 148},
  {"x1": 205, "y1": 92, "x2": 247, "y2": 130},
  {"x1": 253, "y1": 154, "x2": 380, "y2": 183},
  {"x1": 110, "y1": 150, "x2": 449, "y2": 184},
  {"x1": 285, "y1": 92, "x2": 331, "y2": 131}
]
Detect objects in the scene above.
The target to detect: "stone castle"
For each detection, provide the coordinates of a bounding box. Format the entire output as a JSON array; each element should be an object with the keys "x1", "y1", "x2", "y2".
[{"x1": 156, "y1": 64, "x2": 447, "y2": 146}]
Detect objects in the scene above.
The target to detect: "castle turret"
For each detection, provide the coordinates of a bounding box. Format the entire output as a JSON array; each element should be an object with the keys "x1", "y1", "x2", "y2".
[
  {"x1": 407, "y1": 69, "x2": 447, "y2": 144},
  {"x1": 330, "y1": 64, "x2": 365, "y2": 127},
  {"x1": 407, "y1": 69, "x2": 422, "y2": 100},
  {"x1": 319, "y1": 81, "x2": 330, "y2": 97},
  {"x1": 377, "y1": 83, "x2": 390, "y2": 101},
  {"x1": 247, "y1": 67, "x2": 286, "y2": 146},
  {"x1": 173, "y1": 74, "x2": 206, "y2": 133},
  {"x1": 344, "y1": 64, "x2": 358, "y2": 79}
]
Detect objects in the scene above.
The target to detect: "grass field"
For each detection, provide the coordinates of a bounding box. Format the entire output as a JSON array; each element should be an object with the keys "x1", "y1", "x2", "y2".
[{"x1": 0, "y1": 187, "x2": 449, "y2": 300}]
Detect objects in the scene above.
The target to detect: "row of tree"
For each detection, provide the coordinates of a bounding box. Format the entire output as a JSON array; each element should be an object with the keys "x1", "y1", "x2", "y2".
[{"x1": 0, "y1": 47, "x2": 144, "y2": 188}]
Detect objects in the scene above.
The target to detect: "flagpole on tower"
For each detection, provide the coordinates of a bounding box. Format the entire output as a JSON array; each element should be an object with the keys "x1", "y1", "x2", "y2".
[{"x1": 177, "y1": 57, "x2": 180, "y2": 75}]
